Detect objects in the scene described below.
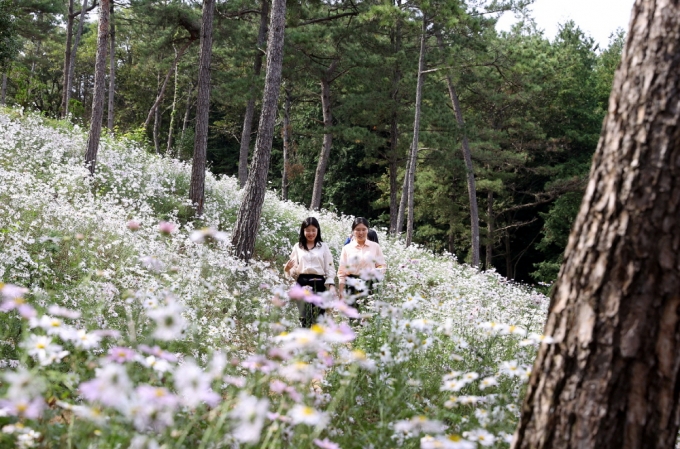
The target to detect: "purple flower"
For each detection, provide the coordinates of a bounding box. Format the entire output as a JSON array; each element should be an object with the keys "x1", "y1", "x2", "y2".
[
  {"x1": 135, "y1": 385, "x2": 180, "y2": 409},
  {"x1": 0, "y1": 397, "x2": 45, "y2": 419},
  {"x1": 0, "y1": 283, "x2": 29, "y2": 300},
  {"x1": 138, "y1": 344, "x2": 178, "y2": 362},
  {"x1": 106, "y1": 346, "x2": 137, "y2": 363},
  {"x1": 79, "y1": 364, "x2": 132, "y2": 410},
  {"x1": 314, "y1": 438, "x2": 341, "y2": 449},
  {"x1": 241, "y1": 355, "x2": 278, "y2": 374}
]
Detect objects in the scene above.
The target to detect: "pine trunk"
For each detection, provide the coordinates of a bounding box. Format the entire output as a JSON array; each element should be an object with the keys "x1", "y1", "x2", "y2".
[
  {"x1": 231, "y1": 0, "x2": 286, "y2": 260},
  {"x1": 188, "y1": 0, "x2": 215, "y2": 215},
  {"x1": 389, "y1": 0, "x2": 402, "y2": 235},
  {"x1": 144, "y1": 40, "x2": 192, "y2": 129},
  {"x1": 388, "y1": 124, "x2": 399, "y2": 234},
  {"x1": 65, "y1": 0, "x2": 88, "y2": 118},
  {"x1": 1, "y1": 73, "x2": 6, "y2": 105},
  {"x1": 504, "y1": 233, "x2": 512, "y2": 279},
  {"x1": 180, "y1": 81, "x2": 194, "y2": 145},
  {"x1": 445, "y1": 73, "x2": 479, "y2": 267},
  {"x1": 238, "y1": 0, "x2": 269, "y2": 188},
  {"x1": 84, "y1": 0, "x2": 110, "y2": 175},
  {"x1": 107, "y1": 1, "x2": 115, "y2": 132},
  {"x1": 282, "y1": 87, "x2": 291, "y2": 200},
  {"x1": 486, "y1": 191, "x2": 494, "y2": 270},
  {"x1": 61, "y1": 0, "x2": 74, "y2": 117},
  {"x1": 310, "y1": 60, "x2": 337, "y2": 211},
  {"x1": 513, "y1": 1, "x2": 680, "y2": 447},
  {"x1": 166, "y1": 47, "x2": 180, "y2": 154},
  {"x1": 403, "y1": 17, "x2": 427, "y2": 246}
]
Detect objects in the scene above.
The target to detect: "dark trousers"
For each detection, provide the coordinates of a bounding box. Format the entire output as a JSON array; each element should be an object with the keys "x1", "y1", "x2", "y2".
[{"x1": 297, "y1": 274, "x2": 326, "y2": 328}]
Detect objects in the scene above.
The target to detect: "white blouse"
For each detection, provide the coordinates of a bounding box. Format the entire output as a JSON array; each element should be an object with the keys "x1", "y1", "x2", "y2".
[{"x1": 285, "y1": 242, "x2": 336, "y2": 285}]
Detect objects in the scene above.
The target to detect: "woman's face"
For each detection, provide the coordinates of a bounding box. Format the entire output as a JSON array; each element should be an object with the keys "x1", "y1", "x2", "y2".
[
  {"x1": 353, "y1": 224, "x2": 369, "y2": 241},
  {"x1": 304, "y1": 225, "x2": 318, "y2": 243}
]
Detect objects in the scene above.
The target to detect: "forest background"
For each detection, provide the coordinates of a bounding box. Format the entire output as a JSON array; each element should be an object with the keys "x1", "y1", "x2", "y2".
[{"x1": 0, "y1": 0, "x2": 625, "y2": 284}]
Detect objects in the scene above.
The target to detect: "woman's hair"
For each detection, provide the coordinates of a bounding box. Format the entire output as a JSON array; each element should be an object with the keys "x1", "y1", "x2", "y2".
[
  {"x1": 351, "y1": 217, "x2": 371, "y2": 231},
  {"x1": 298, "y1": 217, "x2": 323, "y2": 250},
  {"x1": 367, "y1": 229, "x2": 379, "y2": 244}
]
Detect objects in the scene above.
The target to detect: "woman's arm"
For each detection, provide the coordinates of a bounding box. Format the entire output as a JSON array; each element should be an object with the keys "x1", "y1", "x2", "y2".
[
  {"x1": 284, "y1": 246, "x2": 298, "y2": 278},
  {"x1": 323, "y1": 243, "x2": 336, "y2": 285}
]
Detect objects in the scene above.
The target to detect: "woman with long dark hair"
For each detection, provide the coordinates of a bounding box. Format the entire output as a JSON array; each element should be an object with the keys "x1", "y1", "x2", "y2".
[
  {"x1": 284, "y1": 217, "x2": 336, "y2": 327},
  {"x1": 338, "y1": 217, "x2": 386, "y2": 315}
]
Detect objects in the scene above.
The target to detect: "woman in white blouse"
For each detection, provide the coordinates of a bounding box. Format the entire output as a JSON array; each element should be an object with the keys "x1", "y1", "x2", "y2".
[
  {"x1": 284, "y1": 217, "x2": 336, "y2": 327},
  {"x1": 338, "y1": 217, "x2": 386, "y2": 312}
]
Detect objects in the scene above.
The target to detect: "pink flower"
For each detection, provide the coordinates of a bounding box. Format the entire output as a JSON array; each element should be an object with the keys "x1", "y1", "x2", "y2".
[
  {"x1": 288, "y1": 284, "x2": 311, "y2": 300},
  {"x1": 0, "y1": 397, "x2": 45, "y2": 419},
  {"x1": 138, "y1": 344, "x2": 178, "y2": 362},
  {"x1": 158, "y1": 221, "x2": 176, "y2": 235},
  {"x1": 106, "y1": 346, "x2": 137, "y2": 363},
  {"x1": 127, "y1": 220, "x2": 141, "y2": 231},
  {"x1": 314, "y1": 438, "x2": 341, "y2": 449},
  {"x1": 47, "y1": 305, "x2": 81, "y2": 319},
  {"x1": 332, "y1": 300, "x2": 360, "y2": 318},
  {"x1": 0, "y1": 283, "x2": 28, "y2": 300},
  {"x1": 241, "y1": 355, "x2": 278, "y2": 373}
]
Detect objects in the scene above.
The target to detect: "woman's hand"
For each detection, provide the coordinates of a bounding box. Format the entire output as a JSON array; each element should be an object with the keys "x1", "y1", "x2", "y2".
[
  {"x1": 284, "y1": 259, "x2": 295, "y2": 272},
  {"x1": 337, "y1": 283, "x2": 344, "y2": 300}
]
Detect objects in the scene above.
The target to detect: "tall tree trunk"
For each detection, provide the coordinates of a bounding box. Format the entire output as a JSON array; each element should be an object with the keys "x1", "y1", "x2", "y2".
[
  {"x1": 238, "y1": 0, "x2": 269, "y2": 188},
  {"x1": 504, "y1": 232, "x2": 512, "y2": 279},
  {"x1": 388, "y1": 0, "x2": 402, "y2": 235},
  {"x1": 513, "y1": 1, "x2": 680, "y2": 447},
  {"x1": 486, "y1": 191, "x2": 494, "y2": 270},
  {"x1": 144, "y1": 40, "x2": 193, "y2": 129},
  {"x1": 107, "y1": 0, "x2": 115, "y2": 131},
  {"x1": 310, "y1": 60, "x2": 338, "y2": 210},
  {"x1": 153, "y1": 100, "x2": 160, "y2": 153},
  {"x1": 61, "y1": 0, "x2": 74, "y2": 117},
  {"x1": 166, "y1": 46, "x2": 180, "y2": 155},
  {"x1": 231, "y1": 0, "x2": 286, "y2": 260},
  {"x1": 282, "y1": 86, "x2": 291, "y2": 200},
  {"x1": 399, "y1": 17, "x2": 427, "y2": 246},
  {"x1": 180, "y1": 80, "x2": 194, "y2": 144},
  {"x1": 65, "y1": 0, "x2": 88, "y2": 118},
  {"x1": 84, "y1": 0, "x2": 110, "y2": 175},
  {"x1": 388, "y1": 134, "x2": 399, "y2": 233},
  {"x1": 188, "y1": 0, "x2": 215, "y2": 215},
  {"x1": 443, "y1": 68, "x2": 479, "y2": 267},
  {"x1": 1, "y1": 73, "x2": 6, "y2": 105}
]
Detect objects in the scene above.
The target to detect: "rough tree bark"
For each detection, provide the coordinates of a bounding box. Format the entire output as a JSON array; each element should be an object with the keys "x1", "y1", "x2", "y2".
[
  {"x1": 238, "y1": 0, "x2": 269, "y2": 188},
  {"x1": 397, "y1": 16, "x2": 427, "y2": 245},
  {"x1": 188, "y1": 0, "x2": 215, "y2": 215},
  {"x1": 310, "y1": 59, "x2": 338, "y2": 210},
  {"x1": 486, "y1": 191, "x2": 494, "y2": 270},
  {"x1": 64, "y1": 0, "x2": 89, "y2": 118},
  {"x1": 1, "y1": 73, "x2": 6, "y2": 105},
  {"x1": 513, "y1": 1, "x2": 680, "y2": 448},
  {"x1": 231, "y1": 0, "x2": 286, "y2": 260},
  {"x1": 107, "y1": 0, "x2": 115, "y2": 131},
  {"x1": 84, "y1": 0, "x2": 110, "y2": 175},
  {"x1": 282, "y1": 86, "x2": 291, "y2": 200}
]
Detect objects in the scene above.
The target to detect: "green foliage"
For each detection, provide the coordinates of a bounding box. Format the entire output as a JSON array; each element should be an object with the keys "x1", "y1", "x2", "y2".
[{"x1": 0, "y1": 0, "x2": 20, "y2": 70}]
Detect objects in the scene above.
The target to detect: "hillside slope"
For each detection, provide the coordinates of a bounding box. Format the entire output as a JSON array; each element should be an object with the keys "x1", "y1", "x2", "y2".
[{"x1": 0, "y1": 109, "x2": 549, "y2": 448}]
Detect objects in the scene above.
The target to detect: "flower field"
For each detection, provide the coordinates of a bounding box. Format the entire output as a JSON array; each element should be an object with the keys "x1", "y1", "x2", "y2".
[{"x1": 0, "y1": 108, "x2": 551, "y2": 448}]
